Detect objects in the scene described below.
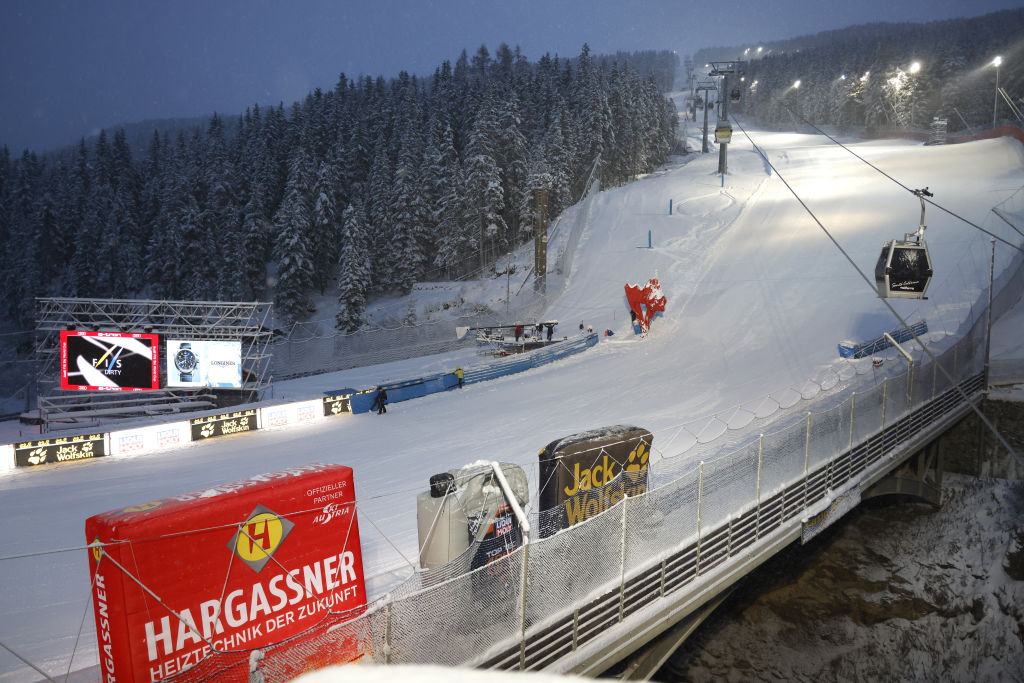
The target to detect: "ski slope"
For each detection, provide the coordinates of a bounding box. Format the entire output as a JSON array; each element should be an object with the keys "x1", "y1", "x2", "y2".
[{"x1": 2, "y1": 121, "x2": 1024, "y2": 680}]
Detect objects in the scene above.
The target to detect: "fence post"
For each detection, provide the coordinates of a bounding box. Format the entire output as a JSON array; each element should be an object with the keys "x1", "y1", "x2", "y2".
[
  {"x1": 803, "y1": 413, "x2": 811, "y2": 509},
  {"x1": 696, "y1": 461, "x2": 704, "y2": 573},
  {"x1": 385, "y1": 600, "x2": 392, "y2": 664},
  {"x1": 755, "y1": 434, "x2": 764, "y2": 539},
  {"x1": 849, "y1": 393, "x2": 856, "y2": 449},
  {"x1": 572, "y1": 609, "x2": 579, "y2": 651},
  {"x1": 908, "y1": 363, "x2": 915, "y2": 409},
  {"x1": 519, "y1": 544, "x2": 530, "y2": 670},
  {"x1": 619, "y1": 493, "x2": 628, "y2": 622},
  {"x1": 881, "y1": 378, "x2": 888, "y2": 429}
]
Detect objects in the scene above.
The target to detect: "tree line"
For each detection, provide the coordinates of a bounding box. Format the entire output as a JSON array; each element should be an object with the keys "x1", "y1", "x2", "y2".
[
  {"x1": 0, "y1": 45, "x2": 679, "y2": 331},
  {"x1": 700, "y1": 9, "x2": 1023, "y2": 134}
]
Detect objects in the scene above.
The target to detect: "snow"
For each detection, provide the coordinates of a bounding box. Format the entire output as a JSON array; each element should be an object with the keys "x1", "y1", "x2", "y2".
[{"x1": 2, "y1": 112, "x2": 1024, "y2": 681}]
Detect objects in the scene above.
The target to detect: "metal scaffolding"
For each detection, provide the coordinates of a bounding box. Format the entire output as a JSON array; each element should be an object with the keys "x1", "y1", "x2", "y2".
[{"x1": 34, "y1": 298, "x2": 274, "y2": 428}]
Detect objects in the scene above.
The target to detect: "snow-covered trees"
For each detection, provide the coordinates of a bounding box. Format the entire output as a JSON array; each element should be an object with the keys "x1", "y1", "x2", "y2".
[
  {"x1": 734, "y1": 9, "x2": 1024, "y2": 133},
  {"x1": 335, "y1": 202, "x2": 372, "y2": 332},
  {"x1": 0, "y1": 45, "x2": 680, "y2": 332}
]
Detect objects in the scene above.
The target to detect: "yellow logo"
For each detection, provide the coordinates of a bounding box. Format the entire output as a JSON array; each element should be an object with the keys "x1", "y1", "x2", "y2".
[
  {"x1": 626, "y1": 442, "x2": 650, "y2": 472},
  {"x1": 563, "y1": 453, "x2": 619, "y2": 497},
  {"x1": 123, "y1": 500, "x2": 162, "y2": 513},
  {"x1": 230, "y1": 505, "x2": 295, "y2": 572},
  {"x1": 91, "y1": 536, "x2": 103, "y2": 563}
]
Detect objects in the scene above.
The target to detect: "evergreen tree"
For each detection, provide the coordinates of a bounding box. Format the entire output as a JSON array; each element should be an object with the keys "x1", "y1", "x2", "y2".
[
  {"x1": 310, "y1": 160, "x2": 340, "y2": 293},
  {"x1": 335, "y1": 202, "x2": 372, "y2": 332},
  {"x1": 273, "y1": 148, "x2": 316, "y2": 323}
]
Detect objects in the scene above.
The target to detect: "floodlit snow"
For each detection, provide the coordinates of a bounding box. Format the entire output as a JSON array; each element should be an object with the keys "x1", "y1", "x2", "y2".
[{"x1": 2, "y1": 111, "x2": 1024, "y2": 680}]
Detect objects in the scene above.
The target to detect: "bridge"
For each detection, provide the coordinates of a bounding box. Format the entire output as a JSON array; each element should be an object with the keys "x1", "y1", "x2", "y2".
[{"x1": 218, "y1": 288, "x2": 1005, "y2": 681}]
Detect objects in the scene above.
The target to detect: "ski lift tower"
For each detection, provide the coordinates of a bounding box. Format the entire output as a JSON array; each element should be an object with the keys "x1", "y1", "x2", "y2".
[
  {"x1": 709, "y1": 61, "x2": 742, "y2": 175},
  {"x1": 694, "y1": 78, "x2": 718, "y2": 154}
]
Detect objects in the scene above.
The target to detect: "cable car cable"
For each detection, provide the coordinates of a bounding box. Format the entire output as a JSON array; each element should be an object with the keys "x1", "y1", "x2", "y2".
[
  {"x1": 729, "y1": 116, "x2": 1021, "y2": 465},
  {"x1": 777, "y1": 105, "x2": 1024, "y2": 254}
]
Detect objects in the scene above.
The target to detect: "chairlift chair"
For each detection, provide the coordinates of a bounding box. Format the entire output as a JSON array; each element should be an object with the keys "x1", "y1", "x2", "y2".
[
  {"x1": 714, "y1": 122, "x2": 733, "y2": 143},
  {"x1": 874, "y1": 188, "x2": 934, "y2": 299}
]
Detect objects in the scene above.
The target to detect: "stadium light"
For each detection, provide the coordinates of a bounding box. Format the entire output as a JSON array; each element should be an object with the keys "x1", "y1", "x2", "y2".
[{"x1": 992, "y1": 56, "x2": 1003, "y2": 128}]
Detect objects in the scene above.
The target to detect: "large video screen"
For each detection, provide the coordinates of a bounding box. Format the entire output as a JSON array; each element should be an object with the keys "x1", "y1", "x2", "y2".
[
  {"x1": 60, "y1": 331, "x2": 160, "y2": 391},
  {"x1": 166, "y1": 340, "x2": 243, "y2": 388}
]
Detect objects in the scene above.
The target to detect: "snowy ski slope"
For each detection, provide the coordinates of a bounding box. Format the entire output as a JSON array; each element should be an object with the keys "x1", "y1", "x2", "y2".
[{"x1": 2, "y1": 122, "x2": 1023, "y2": 680}]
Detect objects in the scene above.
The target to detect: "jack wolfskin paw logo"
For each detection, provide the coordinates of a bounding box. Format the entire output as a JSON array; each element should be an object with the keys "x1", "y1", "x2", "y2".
[{"x1": 626, "y1": 442, "x2": 649, "y2": 472}]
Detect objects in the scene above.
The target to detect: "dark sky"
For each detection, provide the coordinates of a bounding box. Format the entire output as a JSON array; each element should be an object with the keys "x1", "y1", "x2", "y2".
[{"x1": 1, "y1": 0, "x2": 1020, "y2": 153}]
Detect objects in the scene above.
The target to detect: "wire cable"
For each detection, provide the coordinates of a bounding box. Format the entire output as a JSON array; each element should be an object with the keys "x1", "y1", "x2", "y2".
[
  {"x1": 778, "y1": 105, "x2": 1024, "y2": 254},
  {"x1": 730, "y1": 115, "x2": 1021, "y2": 465}
]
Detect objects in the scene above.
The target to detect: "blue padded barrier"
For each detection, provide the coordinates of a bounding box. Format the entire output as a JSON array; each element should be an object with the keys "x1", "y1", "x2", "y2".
[{"x1": 329, "y1": 333, "x2": 599, "y2": 413}]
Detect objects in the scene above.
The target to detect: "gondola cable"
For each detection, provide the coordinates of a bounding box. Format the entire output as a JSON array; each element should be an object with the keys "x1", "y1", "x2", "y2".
[
  {"x1": 728, "y1": 115, "x2": 1021, "y2": 465},
  {"x1": 776, "y1": 104, "x2": 1024, "y2": 254}
]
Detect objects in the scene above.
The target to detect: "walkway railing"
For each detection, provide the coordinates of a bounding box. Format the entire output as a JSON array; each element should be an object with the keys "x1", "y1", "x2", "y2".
[{"x1": 204, "y1": 289, "x2": 989, "y2": 681}]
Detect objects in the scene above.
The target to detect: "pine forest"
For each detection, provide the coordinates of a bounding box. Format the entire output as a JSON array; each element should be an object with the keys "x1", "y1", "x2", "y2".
[{"x1": 0, "y1": 45, "x2": 680, "y2": 331}]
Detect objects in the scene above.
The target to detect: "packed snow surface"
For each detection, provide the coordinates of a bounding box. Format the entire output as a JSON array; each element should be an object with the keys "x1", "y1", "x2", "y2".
[{"x1": 2, "y1": 119, "x2": 1024, "y2": 680}]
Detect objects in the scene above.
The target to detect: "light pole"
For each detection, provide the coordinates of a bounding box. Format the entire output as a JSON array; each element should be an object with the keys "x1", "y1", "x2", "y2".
[
  {"x1": 992, "y1": 55, "x2": 1003, "y2": 128},
  {"x1": 908, "y1": 61, "x2": 921, "y2": 128}
]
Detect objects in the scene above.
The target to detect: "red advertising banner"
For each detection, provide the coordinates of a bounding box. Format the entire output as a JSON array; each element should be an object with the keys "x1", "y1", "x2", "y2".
[
  {"x1": 60, "y1": 331, "x2": 160, "y2": 391},
  {"x1": 85, "y1": 463, "x2": 367, "y2": 682}
]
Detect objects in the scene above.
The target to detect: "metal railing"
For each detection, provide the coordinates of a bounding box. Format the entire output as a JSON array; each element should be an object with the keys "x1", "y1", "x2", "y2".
[{"x1": 221, "y1": 298, "x2": 989, "y2": 681}]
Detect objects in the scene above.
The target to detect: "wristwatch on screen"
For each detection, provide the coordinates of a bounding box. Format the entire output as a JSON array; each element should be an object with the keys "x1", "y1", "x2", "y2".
[{"x1": 174, "y1": 343, "x2": 198, "y2": 383}]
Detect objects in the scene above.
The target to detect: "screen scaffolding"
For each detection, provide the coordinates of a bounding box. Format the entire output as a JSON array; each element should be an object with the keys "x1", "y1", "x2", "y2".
[{"x1": 33, "y1": 298, "x2": 273, "y2": 429}]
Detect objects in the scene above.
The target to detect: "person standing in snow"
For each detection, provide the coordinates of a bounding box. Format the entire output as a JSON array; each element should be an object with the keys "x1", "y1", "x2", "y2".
[
  {"x1": 454, "y1": 366, "x2": 464, "y2": 389},
  {"x1": 515, "y1": 324, "x2": 523, "y2": 342},
  {"x1": 546, "y1": 323, "x2": 554, "y2": 341},
  {"x1": 372, "y1": 386, "x2": 388, "y2": 414}
]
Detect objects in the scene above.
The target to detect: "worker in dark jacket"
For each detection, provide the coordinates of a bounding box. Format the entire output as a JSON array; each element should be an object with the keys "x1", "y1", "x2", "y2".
[{"x1": 372, "y1": 386, "x2": 388, "y2": 414}]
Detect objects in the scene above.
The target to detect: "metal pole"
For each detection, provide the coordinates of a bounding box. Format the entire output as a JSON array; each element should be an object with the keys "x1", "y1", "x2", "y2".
[
  {"x1": 881, "y1": 378, "x2": 888, "y2": 429},
  {"x1": 718, "y1": 73, "x2": 729, "y2": 175},
  {"x1": 849, "y1": 392, "x2": 856, "y2": 449},
  {"x1": 993, "y1": 63, "x2": 1000, "y2": 128},
  {"x1": 702, "y1": 98, "x2": 710, "y2": 153},
  {"x1": 985, "y1": 237, "x2": 996, "y2": 392},
  {"x1": 696, "y1": 461, "x2": 704, "y2": 572},
  {"x1": 519, "y1": 543, "x2": 529, "y2": 670},
  {"x1": 619, "y1": 492, "x2": 628, "y2": 621},
  {"x1": 755, "y1": 434, "x2": 763, "y2": 539},
  {"x1": 803, "y1": 413, "x2": 811, "y2": 508}
]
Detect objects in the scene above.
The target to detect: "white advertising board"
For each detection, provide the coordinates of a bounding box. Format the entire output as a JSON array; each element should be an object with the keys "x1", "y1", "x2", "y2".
[
  {"x1": 108, "y1": 421, "x2": 191, "y2": 456},
  {"x1": 259, "y1": 400, "x2": 323, "y2": 430},
  {"x1": 166, "y1": 340, "x2": 243, "y2": 388}
]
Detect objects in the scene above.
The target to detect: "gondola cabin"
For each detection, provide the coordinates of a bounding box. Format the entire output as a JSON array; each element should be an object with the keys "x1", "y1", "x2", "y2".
[
  {"x1": 874, "y1": 238, "x2": 932, "y2": 299},
  {"x1": 714, "y1": 122, "x2": 732, "y2": 143}
]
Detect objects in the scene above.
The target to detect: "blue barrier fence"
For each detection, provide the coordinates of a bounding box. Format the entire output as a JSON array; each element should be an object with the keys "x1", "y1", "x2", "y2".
[{"x1": 335, "y1": 333, "x2": 599, "y2": 413}]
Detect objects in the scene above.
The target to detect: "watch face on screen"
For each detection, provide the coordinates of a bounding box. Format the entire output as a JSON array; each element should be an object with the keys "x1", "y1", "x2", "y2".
[{"x1": 175, "y1": 349, "x2": 198, "y2": 373}]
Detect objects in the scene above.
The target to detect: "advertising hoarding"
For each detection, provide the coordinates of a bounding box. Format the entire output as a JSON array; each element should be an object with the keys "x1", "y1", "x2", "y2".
[
  {"x1": 322, "y1": 392, "x2": 353, "y2": 417},
  {"x1": 108, "y1": 422, "x2": 191, "y2": 456},
  {"x1": 537, "y1": 425, "x2": 652, "y2": 536},
  {"x1": 85, "y1": 463, "x2": 367, "y2": 682},
  {"x1": 190, "y1": 409, "x2": 258, "y2": 441},
  {"x1": 15, "y1": 432, "x2": 107, "y2": 467},
  {"x1": 167, "y1": 340, "x2": 243, "y2": 388},
  {"x1": 60, "y1": 331, "x2": 159, "y2": 391},
  {"x1": 262, "y1": 400, "x2": 321, "y2": 430}
]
